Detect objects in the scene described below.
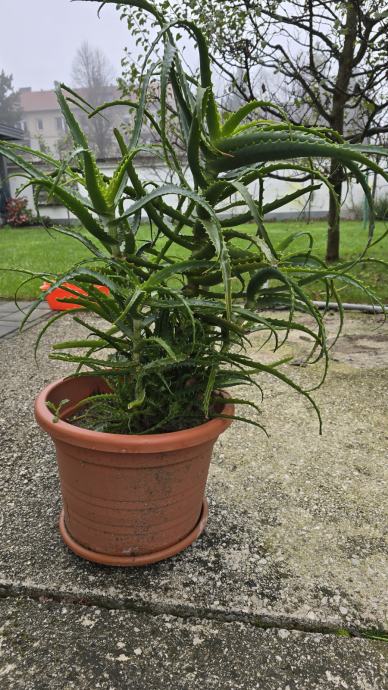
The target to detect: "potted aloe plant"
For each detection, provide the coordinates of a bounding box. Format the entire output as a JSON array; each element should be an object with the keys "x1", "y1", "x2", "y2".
[{"x1": 1, "y1": 0, "x2": 387, "y2": 566}]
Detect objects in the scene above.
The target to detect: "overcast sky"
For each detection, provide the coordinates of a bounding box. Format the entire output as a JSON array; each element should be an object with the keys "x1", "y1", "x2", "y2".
[{"x1": 1, "y1": 0, "x2": 132, "y2": 90}]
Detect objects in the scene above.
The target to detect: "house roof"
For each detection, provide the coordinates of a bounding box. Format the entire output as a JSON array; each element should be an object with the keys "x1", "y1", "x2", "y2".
[
  {"x1": 19, "y1": 87, "x2": 120, "y2": 113},
  {"x1": 19, "y1": 89, "x2": 59, "y2": 113},
  {"x1": 0, "y1": 123, "x2": 24, "y2": 140}
]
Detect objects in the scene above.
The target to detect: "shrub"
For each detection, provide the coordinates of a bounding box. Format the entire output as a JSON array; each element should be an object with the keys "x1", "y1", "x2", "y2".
[
  {"x1": 375, "y1": 195, "x2": 388, "y2": 221},
  {"x1": 4, "y1": 197, "x2": 33, "y2": 227}
]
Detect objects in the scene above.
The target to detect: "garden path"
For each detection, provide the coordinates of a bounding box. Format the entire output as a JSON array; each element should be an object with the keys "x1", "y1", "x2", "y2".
[{"x1": 0, "y1": 299, "x2": 50, "y2": 339}]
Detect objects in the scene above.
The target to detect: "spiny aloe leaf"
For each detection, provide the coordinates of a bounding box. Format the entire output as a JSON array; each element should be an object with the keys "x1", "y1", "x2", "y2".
[
  {"x1": 0, "y1": 142, "x2": 50, "y2": 179},
  {"x1": 187, "y1": 86, "x2": 210, "y2": 189},
  {"x1": 56, "y1": 83, "x2": 109, "y2": 215},
  {"x1": 129, "y1": 61, "x2": 159, "y2": 149},
  {"x1": 34, "y1": 310, "x2": 70, "y2": 362},
  {"x1": 209, "y1": 130, "x2": 388, "y2": 180},
  {"x1": 221, "y1": 100, "x2": 289, "y2": 137},
  {"x1": 48, "y1": 226, "x2": 107, "y2": 258},
  {"x1": 230, "y1": 180, "x2": 277, "y2": 261},
  {"x1": 136, "y1": 336, "x2": 180, "y2": 361},
  {"x1": 118, "y1": 184, "x2": 224, "y2": 254},
  {"x1": 276, "y1": 231, "x2": 314, "y2": 254},
  {"x1": 263, "y1": 184, "x2": 321, "y2": 215},
  {"x1": 160, "y1": 41, "x2": 178, "y2": 162},
  {"x1": 29, "y1": 179, "x2": 113, "y2": 248},
  {"x1": 106, "y1": 150, "x2": 138, "y2": 207}
]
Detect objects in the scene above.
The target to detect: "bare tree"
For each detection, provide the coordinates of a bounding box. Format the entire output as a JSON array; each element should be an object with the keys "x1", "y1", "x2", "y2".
[
  {"x1": 71, "y1": 42, "x2": 116, "y2": 158},
  {"x1": 119, "y1": 0, "x2": 388, "y2": 260}
]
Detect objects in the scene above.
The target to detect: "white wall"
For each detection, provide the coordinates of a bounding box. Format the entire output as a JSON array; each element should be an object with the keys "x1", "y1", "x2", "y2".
[{"x1": 8, "y1": 158, "x2": 388, "y2": 223}]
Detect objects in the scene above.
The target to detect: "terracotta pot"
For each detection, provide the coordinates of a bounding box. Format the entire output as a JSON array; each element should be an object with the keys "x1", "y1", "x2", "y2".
[
  {"x1": 40, "y1": 282, "x2": 110, "y2": 311},
  {"x1": 35, "y1": 375, "x2": 233, "y2": 567}
]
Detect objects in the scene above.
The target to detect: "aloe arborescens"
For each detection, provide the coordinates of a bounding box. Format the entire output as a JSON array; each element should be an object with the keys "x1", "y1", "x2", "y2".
[{"x1": 1, "y1": 0, "x2": 387, "y2": 434}]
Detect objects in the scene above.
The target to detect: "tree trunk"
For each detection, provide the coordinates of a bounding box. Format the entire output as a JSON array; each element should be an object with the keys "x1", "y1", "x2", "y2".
[
  {"x1": 326, "y1": 161, "x2": 343, "y2": 262},
  {"x1": 327, "y1": 2, "x2": 358, "y2": 262}
]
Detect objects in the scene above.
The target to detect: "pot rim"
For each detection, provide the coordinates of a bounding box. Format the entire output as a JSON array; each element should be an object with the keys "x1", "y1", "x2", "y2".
[{"x1": 35, "y1": 375, "x2": 234, "y2": 452}]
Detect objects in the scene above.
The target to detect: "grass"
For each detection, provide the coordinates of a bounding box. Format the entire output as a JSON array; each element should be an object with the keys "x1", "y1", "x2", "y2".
[{"x1": 0, "y1": 219, "x2": 387, "y2": 303}]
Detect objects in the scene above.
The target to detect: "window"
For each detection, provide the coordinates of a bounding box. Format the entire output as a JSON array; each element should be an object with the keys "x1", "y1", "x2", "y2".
[
  {"x1": 36, "y1": 119, "x2": 43, "y2": 131},
  {"x1": 56, "y1": 117, "x2": 65, "y2": 131}
]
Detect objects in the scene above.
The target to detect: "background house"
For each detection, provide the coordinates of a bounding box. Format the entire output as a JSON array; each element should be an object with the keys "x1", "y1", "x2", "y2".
[{"x1": 18, "y1": 86, "x2": 123, "y2": 158}]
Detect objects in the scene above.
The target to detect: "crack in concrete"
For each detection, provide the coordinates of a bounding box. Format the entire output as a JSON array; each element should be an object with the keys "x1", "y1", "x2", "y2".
[{"x1": 1, "y1": 579, "x2": 386, "y2": 643}]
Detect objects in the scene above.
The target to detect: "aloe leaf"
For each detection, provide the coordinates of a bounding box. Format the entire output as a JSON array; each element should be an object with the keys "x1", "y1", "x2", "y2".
[
  {"x1": 93, "y1": 100, "x2": 184, "y2": 181},
  {"x1": 49, "y1": 352, "x2": 130, "y2": 368},
  {"x1": 203, "y1": 365, "x2": 217, "y2": 416},
  {"x1": 200, "y1": 217, "x2": 232, "y2": 318},
  {"x1": 19, "y1": 296, "x2": 47, "y2": 332},
  {"x1": 257, "y1": 361, "x2": 323, "y2": 432},
  {"x1": 42, "y1": 267, "x2": 120, "y2": 299},
  {"x1": 55, "y1": 83, "x2": 109, "y2": 215},
  {"x1": 169, "y1": 68, "x2": 193, "y2": 145},
  {"x1": 58, "y1": 83, "x2": 95, "y2": 110},
  {"x1": 214, "y1": 413, "x2": 268, "y2": 433},
  {"x1": 277, "y1": 231, "x2": 314, "y2": 254},
  {"x1": 209, "y1": 130, "x2": 388, "y2": 181},
  {"x1": 122, "y1": 182, "x2": 184, "y2": 216},
  {"x1": 106, "y1": 150, "x2": 138, "y2": 207},
  {"x1": 187, "y1": 86, "x2": 209, "y2": 189},
  {"x1": 34, "y1": 310, "x2": 70, "y2": 362},
  {"x1": 213, "y1": 395, "x2": 263, "y2": 417},
  {"x1": 229, "y1": 180, "x2": 277, "y2": 261},
  {"x1": 118, "y1": 184, "x2": 221, "y2": 250},
  {"x1": 55, "y1": 82, "x2": 89, "y2": 151},
  {"x1": 257, "y1": 162, "x2": 340, "y2": 227},
  {"x1": 348, "y1": 143, "x2": 388, "y2": 157},
  {"x1": 0, "y1": 140, "x2": 80, "y2": 175},
  {"x1": 0, "y1": 143, "x2": 49, "y2": 179},
  {"x1": 160, "y1": 41, "x2": 178, "y2": 159},
  {"x1": 92, "y1": 99, "x2": 159, "y2": 139},
  {"x1": 129, "y1": 61, "x2": 159, "y2": 149},
  {"x1": 146, "y1": 259, "x2": 214, "y2": 288},
  {"x1": 49, "y1": 226, "x2": 107, "y2": 257},
  {"x1": 53, "y1": 338, "x2": 107, "y2": 350},
  {"x1": 263, "y1": 184, "x2": 321, "y2": 215},
  {"x1": 29, "y1": 179, "x2": 113, "y2": 248},
  {"x1": 249, "y1": 266, "x2": 327, "y2": 358},
  {"x1": 177, "y1": 20, "x2": 220, "y2": 139},
  {"x1": 221, "y1": 100, "x2": 288, "y2": 137},
  {"x1": 70, "y1": 316, "x2": 129, "y2": 352},
  {"x1": 136, "y1": 336, "x2": 180, "y2": 361},
  {"x1": 157, "y1": 287, "x2": 196, "y2": 343},
  {"x1": 344, "y1": 159, "x2": 375, "y2": 248}
]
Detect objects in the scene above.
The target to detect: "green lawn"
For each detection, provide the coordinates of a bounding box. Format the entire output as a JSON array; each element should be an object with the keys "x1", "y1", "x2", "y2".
[{"x1": 0, "y1": 220, "x2": 387, "y2": 303}]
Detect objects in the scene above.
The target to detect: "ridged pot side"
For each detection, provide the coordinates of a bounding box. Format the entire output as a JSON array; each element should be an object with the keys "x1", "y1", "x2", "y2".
[{"x1": 35, "y1": 376, "x2": 234, "y2": 566}]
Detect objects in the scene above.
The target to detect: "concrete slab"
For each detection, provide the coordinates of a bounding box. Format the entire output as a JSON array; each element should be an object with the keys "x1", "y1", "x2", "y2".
[
  {"x1": 0, "y1": 300, "x2": 33, "y2": 313},
  {"x1": 0, "y1": 312, "x2": 387, "y2": 636},
  {"x1": 1, "y1": 596, "x2": 387, "y2": 690},
  {"x1": 0, "y1": 323, "x2": 18, "y2": 337},
  {"x1": 0, "y1": 301, "x2": 50, "y2": 338},
  {"x1": 0, "y1": 312, "x2": 32, "y2": 322}
]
